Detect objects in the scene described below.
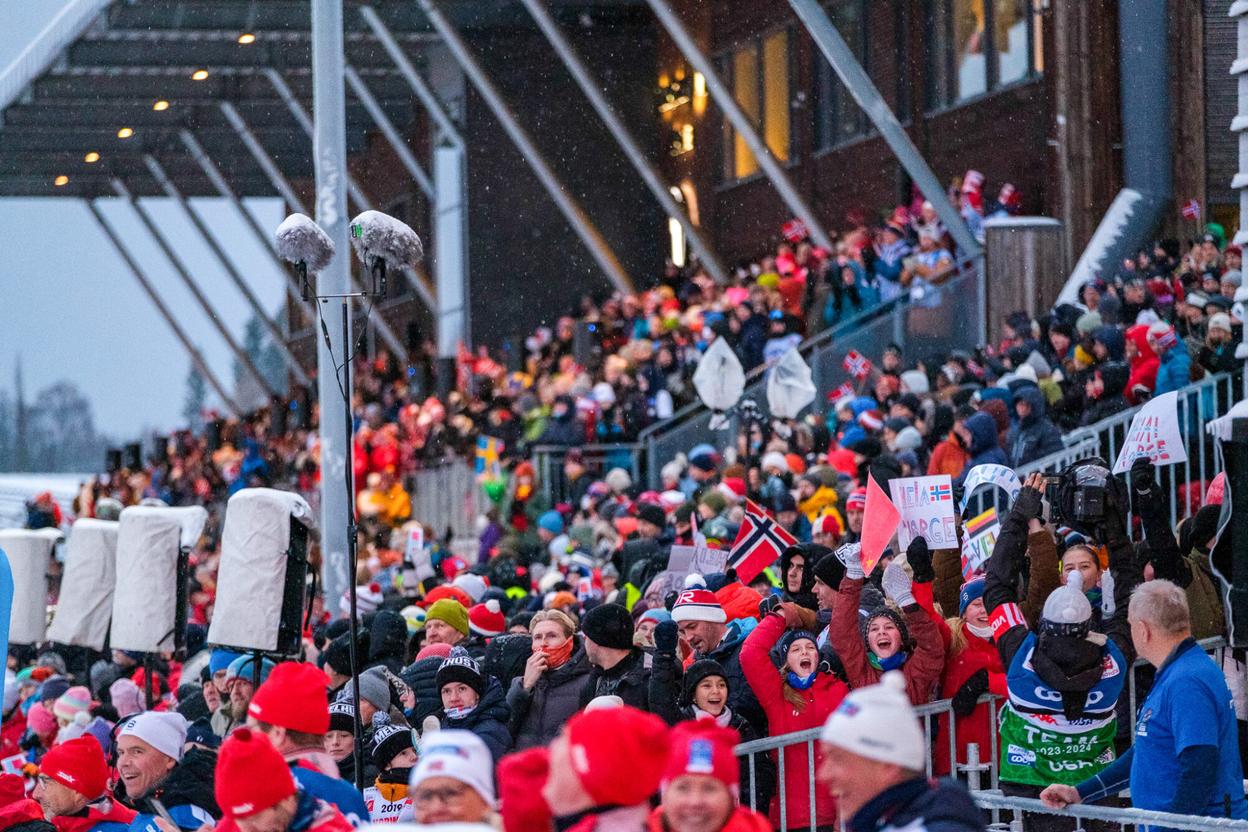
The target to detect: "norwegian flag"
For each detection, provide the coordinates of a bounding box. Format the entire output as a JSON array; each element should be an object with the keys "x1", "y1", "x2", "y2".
[
  {"x1": 827, "y1": 381, "x2": 856, "y2": 403},
  {"x1": 782, "y1": 218, "x2": 809, "y2": 244},
  {"x1": 727, "y1": 499, "x2": 798, "y2": 583},
  {"x1": 843, "y1": 350, "x2": 872, "y2": 380},
  {"x1": 1181, "y1": 199, "x2": 1201, "y2": 221}
]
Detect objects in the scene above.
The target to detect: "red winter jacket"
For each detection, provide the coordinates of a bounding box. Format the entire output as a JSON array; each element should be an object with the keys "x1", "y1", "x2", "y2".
[
  {"x1": 51, "y1": 800, "x2": 137, "y2": 832},
  {"x1": 931, "y1": 618, "x2": 1006, "y2": 777},
  {"x1": 647, "y1": 804, "x2": 772, "y2": 832},
  {"x1": 739, "y1": 613, "x2": 847, "y2": 830},
  {"x1": 828, "y1": 577, "x2": 945, "y2": 706},
  {"x1": 0, "y1": 712, "x2": 26, "y2": 762}
]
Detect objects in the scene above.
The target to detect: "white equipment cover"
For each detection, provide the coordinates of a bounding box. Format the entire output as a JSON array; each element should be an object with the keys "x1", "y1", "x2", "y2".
[
  {"x1": 0, "y1": 528, "x2": 62, "y2": 645},
  {"x1": 46, "y1": 519, "x2": 120, "y2": 650},
  {"x1": 693, "y1": 337, "x2": 746, "y2": 412},
  {"x1": 110, "y1": 506, "x2": 207, "y2": 653},
  {"x1": 766, "y1": 347, "x2": 816, "y2": 418},
  {"x1": 208, "y1": 488, "x2": 314, "y2": 652}
]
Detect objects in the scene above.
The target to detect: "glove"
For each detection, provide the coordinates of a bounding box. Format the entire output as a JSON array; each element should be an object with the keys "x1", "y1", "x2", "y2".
[
  {"x1": 758, "y1": 594, "x2": 783, "y2": 618},
  {"x1": 951, "y1": 668, "x2": 990, "y2": 717},
  {"x1": 881, "y1": 561, "x2": 915, "y2": 607},
  {"x1": 836, "y1": 542, "x2": 865, "y2": 580},
  {"x1": 906, "y1": 537, "x2": 934, "y2": 584},
  {"x1": 1013, "y1": 484, "x2": 1042, "y2": 522},
  {"x1": 663, "y1": 591, "x2": 679, "y2": 612},
  {"x1": 1130, "y1": 456, "x2": 1156, "y2": 498},
  {"x1": 653, "y1": 620, "x2": 679, "y2": 656}
]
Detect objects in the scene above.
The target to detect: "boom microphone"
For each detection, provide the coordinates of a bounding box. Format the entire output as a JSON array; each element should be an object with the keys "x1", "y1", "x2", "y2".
[
  {"x1": 276, "y1": 213, "x2": 336, "y2": 302},
  {"x1": 348, "y1": 210, "x2": 423, "y2": 299}
]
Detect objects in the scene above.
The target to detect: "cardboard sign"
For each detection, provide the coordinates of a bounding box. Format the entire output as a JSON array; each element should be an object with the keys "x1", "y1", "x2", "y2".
[
  {"x1": 666, "y1": 544, "x2": 729, "y2": 580},
  {"x1": 889, "y1": 475, "x2": 958, "y2": 549},
  {"x1": 960, "y1": 507, "x2": 1000, "y2": 580},
  {"x1": 958, "y1": 464, "x2": 1021, "y2": 514},
  {"x1": 861, "y1": 475, "x2": 901, "y2": 576},
  {"x1": 1112, "y1": 391, "x2": 1188, "y2": 473},
  {"x1": 403, "y1": 525, "x2": 434, "y2": 582}
]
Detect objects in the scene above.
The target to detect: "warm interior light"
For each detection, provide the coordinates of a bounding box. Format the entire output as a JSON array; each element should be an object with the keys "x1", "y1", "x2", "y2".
[
  {"x1": 117, "y1": 127, "x2": 134, "y2": 139},
  {"x1": 693, "y1": 72, "x2": 706, "y2": 98},
  {"x1": 84, "y1": 151, "x2": 100, "y2": 163},
  {"x1": 191, "y1": 69, "x2": 209, "y2": 81},
  {"x1": 237, "y1": 33, "x2": 256, "y2": 44},
  {"x1": 152, "y1": 99, "x2": 170, "y2": 111},
  {"x1": 54, "y1": 175, "x2": 69, "y2": 187}
]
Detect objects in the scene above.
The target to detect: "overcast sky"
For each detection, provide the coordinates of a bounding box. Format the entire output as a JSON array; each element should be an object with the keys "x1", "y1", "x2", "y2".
[{"x1": 0, "y1": 2, "x2": 288, "y2": 440}]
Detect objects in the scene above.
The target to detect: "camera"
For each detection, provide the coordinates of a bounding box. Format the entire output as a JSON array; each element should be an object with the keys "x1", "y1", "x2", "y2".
[{"x1": 1043, "y1": 458, "x2": 1120, "y2": 535}]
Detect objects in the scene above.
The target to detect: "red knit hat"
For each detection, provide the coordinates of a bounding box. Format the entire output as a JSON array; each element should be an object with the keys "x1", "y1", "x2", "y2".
[
  {"x1": 846, "y1": 488, "x2": 867, "y2": 512},
  {"x1": 419, "y1": 584, "x2": 474, "y2": 610},
  {"x1": 662, "y1": 720, "x2": 741, "y2": 796},
  {"x1": 39, "y1": 737, "x2": 110, "y2": 801},
  {"x1": 498, "y1": 748, "x2": 552, "y2": 832},
  {"x1": 670, "y1": 588, "x2": 726, "y2": 624},
  {"x1": 468, "y1": 600, "x2": 506, "y2": 637},
  {"x1": 566, "y1": 706, "x2": 668, "y2": 806},
  {"x1": 215, "y1": 727, "x2": 297, "y2": 818},
  {"x1": 248, "y1": 662, "x2": 330, "y2": 735}
]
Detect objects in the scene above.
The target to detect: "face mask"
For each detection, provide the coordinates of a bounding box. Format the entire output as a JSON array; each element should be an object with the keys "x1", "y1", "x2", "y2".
[
  {"x1": 444, "y1": 705, "x2": 476, "y2": 720},
  {"x1": 541, "y1": 639, "x2": 575, "y2": 669},
  {"x1": 785, "y1": 670, "x2": 817, "y2": 690}
]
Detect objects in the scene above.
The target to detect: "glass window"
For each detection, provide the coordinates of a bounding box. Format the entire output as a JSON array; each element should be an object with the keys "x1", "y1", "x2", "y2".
[
  {"x1": 994, "y1": 0, "x2": 1030, "y2": 86},
  {"x1": 732, "y1": 46, "x2": 761, "y2": 179},
  {"x1": 926, "y1": 0, "x2": 1040, "y2": 110},
  {"x1": 813, "y1": 0, "x2": 869, "y2": 151},
  {"x1": 953, "y1": 0, "x2": 987, "y2": 101},
  {"x1": 762, "y1": 31, "x2": 791, "y2": 161},
  {"x1": 721, "y1": 30, "x2": 792, "y2": 181}
]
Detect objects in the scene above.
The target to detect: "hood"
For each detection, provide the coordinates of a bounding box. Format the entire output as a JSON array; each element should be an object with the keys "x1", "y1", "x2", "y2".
[
  {"x1": 780, "y1": 545, "x2": 818, "y2": 600},
  {"x1": 1125, "y1": 324, "x2": 1156, "y2": 366},
  {"x1": 964, "y1": 412, "x2": 999, "y2": 455},
  {"x1": 1093, "y1": 325, "x2": 1126, "y2": 361},
  {"x1": 1013, "y1": 384, "x2": 1047, "y2": 427},
  {"x1": 445, "y1": 677, "x2": 510, "y2": 729},
  {"x1": 1098, "y1": 361, "x2": 1130, "y2": 398},
  {"x1": 369, "y1": 611, "x2": 409, "y2": 664}
]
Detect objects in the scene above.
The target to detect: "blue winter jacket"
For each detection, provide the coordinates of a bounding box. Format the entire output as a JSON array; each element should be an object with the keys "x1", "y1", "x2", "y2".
[{"x1": 1154, "y1": 346, "x2": 1191, "y2": 396}]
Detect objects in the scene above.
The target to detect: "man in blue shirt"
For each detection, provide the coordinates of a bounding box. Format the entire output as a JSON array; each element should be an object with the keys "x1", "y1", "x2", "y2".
[{"x1": 1040, "y1": 580, "x2": 1248, "y2": 824}]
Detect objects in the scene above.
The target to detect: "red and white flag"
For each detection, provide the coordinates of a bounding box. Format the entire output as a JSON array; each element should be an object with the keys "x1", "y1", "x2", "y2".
[
  {"x1": 843, "y1": 350, "x2": 872, "y2": 380},
  {"x1": 827, "y1": 381, "x2": 856, "y2": 403},
  {"x1": 860, "y1": 474, "x2": 900, "y2": 576},
  {"x1": 727, "y1": 499, "x2": 798, "y2": 583},
  {"x1": 1181, "y1": 199, "x2": 1201, "y2": 221},
  {"x1": 782, "y1": 218, "x2": 809, "y2": 244}
]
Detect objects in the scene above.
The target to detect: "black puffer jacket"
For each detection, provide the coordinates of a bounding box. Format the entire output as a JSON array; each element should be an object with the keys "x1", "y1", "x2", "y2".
[
  {"x1": 441, "y1": 677, "x2": 512, "y2": 761},
  {"x1": 507, "y1": 646, "x2": 592, "y2": 750},
  {"x1": 579, "y1": 648, "x2": 650, "y2": 711},
  {"x1": 484, "y1": 634, "x2": 534, "y2": 691},
  {"x1": 400, "y1": 655, "x2": 444, "y2": 726}
]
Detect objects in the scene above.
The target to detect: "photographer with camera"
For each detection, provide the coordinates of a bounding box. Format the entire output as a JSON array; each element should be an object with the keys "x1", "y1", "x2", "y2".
[{"x1": 983, "y1": 464, "x2": 1141, "y2": 832}]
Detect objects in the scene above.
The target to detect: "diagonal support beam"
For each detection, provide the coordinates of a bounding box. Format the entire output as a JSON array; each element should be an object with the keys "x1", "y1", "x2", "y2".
[
  {"x1": 264, "y1": 67, "x2": 438, "y2": 310},
  {"x1": 787, "y1": 0, "x2": 981, "y2": 257},
  {"x1": 144, "y1": 153, "x2": 314, "y2": 389},
  {"x1": 111, "y1": 177, "x2": 278, "y2": 402},
  {"x1": 417, "y1": 0, "x2": 635, "y2": 294},
  {"x1": 345, "y1": 64, "x2": 433, "y2": 198},
  {"x1": 517, "y1": 0, "x2": 728, "y2": 284},
  {"x1": 85, "y1": 199, "x2": 244, "y2": 417},
  {"x1": 643, "y1": 0, "x2": 834, "y2": 252}
]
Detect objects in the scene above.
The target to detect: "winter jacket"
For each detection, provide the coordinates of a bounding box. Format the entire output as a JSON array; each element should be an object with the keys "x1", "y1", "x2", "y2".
[
  {"x1": 931, "y1": 619, "x2": 1006, "y2": 777},
  {"x1": 696, "y1": 625, "x2": 765, "y2": 736},
  {"x1": 559, "y1": 804, "x2": 651, "y2": 832},
  {"x1": 363, "y1": 775, "x2": 410, "y2": 823},
  {"x1": 1199, "y1": 341, "x2": 1240, "y2": 376},
  {"x1": 291, "y1": 760, "x2": 370, "y2": 826},
  {"x1": 828, "y1": 577, "x2": 946, "y2": 705},
  {"x1": 366, "y1": 611, "x2": 409, "y2": 673},
  {"x1": 49, "y1": 800, "x2": 136, "y2": 832},
  {"x1": 1125, "y1": 324, "x2": 1160, "y2": 403},
  {"x1": 1183, "y1": 548, "x2": 1227, "y2": 640},
  {"x1": 122, "y1": 748, "x2": 220, "y2": 832},
  {"x1": 1154, "y1": 344, "x2": 1192, "y2": 396},
  {"x1": 1005, "y1": 386, "x2": 1064, "y2": 467},
  {"x1": 739, "y1": 613, "x2": 847, "y2": 830},
  {"x1": 212, "y1": 789, "x2": 353, "y2": 832},
  {"x1": 927, "y1": 434, "x2": 970, "y2": 479},
  {"x1": 1082, "y1": 361, "x2": 1132, "y2": 426},
  {"x1": 440, "y1": 677, "x2": 512, "y2": 761},
  {"x1": 646, "y1": 805, "x2": 772, "y2": 832},
  {"x1": 580, "y1": 648, "x2": 651, "y2": 712},
  {"x1": 846, "y1": 777, "x2": 983, "y2": 832},
  {"x1": 399, "y1": 655, "x2": 444, "y2": 727},
  {"x1": 952, "y1": 412, "x2": 1008, "y2": 489},
  {"x1": 507, "y1": 646, "x2": 593, "y2": 750},
  {"x1": 798, "y1": 486, "x2": 840, "y2": 525},
  {"x1": 0, "y1": 802, "x2": 53, "y2": 832}
]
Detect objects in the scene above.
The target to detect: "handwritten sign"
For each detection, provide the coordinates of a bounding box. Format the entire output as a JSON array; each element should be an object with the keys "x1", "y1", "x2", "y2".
[
  {"x1": 403, "y1": 525, "x2": 434, "y2": 583},
  {"x1": 889, "y1": 475, "x2": 958, "y2": 549},
  {"x1": 960, "y1": 507, "x2": 999, "y2": 580},
  {"x1": 959, "y1": 464, "x2": 1022, "y2": 514},
  {"x1": 1112, "y1": 391, "x2": 1188, "y2": 473},
  {"x1": 667, "y1": 544, "x2": 729, "y2": 580}
]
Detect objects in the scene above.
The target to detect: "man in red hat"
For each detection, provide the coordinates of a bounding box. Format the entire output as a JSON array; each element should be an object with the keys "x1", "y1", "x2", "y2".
[
  {"x1": 649, "y1": 720, "x2": 771, "y2": 832},
  {"x1": 214, "y1": 729, "x2": 352, "y2": 832},
  {"x1": 541, "y1": 705, "x2": 669, "y2": 831},
  {"x1": 245, "y1": 663, "x2": 367, "y2": 825},
  {"x1": 34, "y1": 738, "x2": 136, "y2": 832}
]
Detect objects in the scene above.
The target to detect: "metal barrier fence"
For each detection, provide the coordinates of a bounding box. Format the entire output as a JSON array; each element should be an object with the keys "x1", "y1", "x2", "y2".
[
  {"x1": 974, "y1": 791, "x2": 1248, "y2": 832},
  {"x1": 410, "y1": 459, "x2": 483, "y2": 548},
  {"x1": 531, "y1": 443, "x2": 643, "y2": 506},
  {"x1": 639, "y1": 256, "x2": 985, "y2": 489}
]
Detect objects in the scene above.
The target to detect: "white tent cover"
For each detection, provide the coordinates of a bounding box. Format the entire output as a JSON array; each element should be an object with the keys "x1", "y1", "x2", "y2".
[
  {"x1": 46, "y1": 519, "x2": 119, "y2": 650},
  {"x1": 0, "y1": 528, "x2": 62, "y2": 645},
  {"x1": 207, "y1": 488, "x2": 314, "y2": 652},
  {"x1": 110, "y1": 506, "x2": 207, "y2": 653}
]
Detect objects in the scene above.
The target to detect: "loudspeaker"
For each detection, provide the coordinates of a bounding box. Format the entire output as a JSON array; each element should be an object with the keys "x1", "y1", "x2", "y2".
[
  {"x1": 46, "y1": 519, "x2": 119, "y2": 651},
  {"x1": 0, "y1": 529, "x2": 62, "y2": 645},
  {"x1": 124, "y1": 443, "x2": 142, "y2": 471},
  {"x1": 105, "y1": 448, "x2": 122, "y2": 474},
  {"x1": 151, "y1": 436, "x2": 169, "y2": 465},
  {"x1": 110, "y1": 506, "x2": 207, "y2": 654},
  {"x1": 207, "y1": 488, "x2": 315, "y2": 656}
]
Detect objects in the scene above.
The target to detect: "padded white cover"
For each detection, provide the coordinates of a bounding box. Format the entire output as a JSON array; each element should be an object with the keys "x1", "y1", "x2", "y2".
[
  {"x1": 0, "y1": 528, "x2": 63, "y2": 645},
  {"x1": 110, "y1": 506, "x2": 207, "y2": 653},
  {"x1": 46, "y1": 519, "x2": 120, "y2": 650},
  {"x1": 207, "y1": 488, "x2": 314, "y2": 651}
]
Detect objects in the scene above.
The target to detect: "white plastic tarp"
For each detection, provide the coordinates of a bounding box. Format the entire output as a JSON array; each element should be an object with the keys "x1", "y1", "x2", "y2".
[
  {"x1": 0, "y1": 528, "x2": 62, "y2": 645},
  {"x1": 110, "y1": 506, "x2": 207, "y2": 653},
  {"x1": 766, "y1": 347, "x2": 816, "y2": 419},
  {"x1": 208, "y1": 489, "x2": 314, "y2": 652},
  {"x1": 46, "y1": 519, "x2": 120, "y2": 650},
  {"x1": 693, "y1": 337, "x2": 746, "y2": 413}
]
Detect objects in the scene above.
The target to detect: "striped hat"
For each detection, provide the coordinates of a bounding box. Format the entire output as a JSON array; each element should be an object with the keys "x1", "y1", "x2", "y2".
[
  {"x1": 670, "y1": 588, "x2": 726, "y2": 624},
  {"x1": 52, "y1": 686, "x2": 91, "y2": 723}
]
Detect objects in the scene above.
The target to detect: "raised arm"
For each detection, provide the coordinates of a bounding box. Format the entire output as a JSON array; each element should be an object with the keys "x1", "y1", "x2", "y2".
[
  {"x1": 985, "y1": 474, "x2": 1042, "y2": 667},
  {"x1": 828, "y1": 543, "x2": 872, "y2": 687}
]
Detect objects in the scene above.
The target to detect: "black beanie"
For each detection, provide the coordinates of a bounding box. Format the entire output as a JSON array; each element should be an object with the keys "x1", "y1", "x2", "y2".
[
  {"x1": 812, "y1": 550, "x2": 846, "y2": 589},
  {"x1": 370, "y1": 716, "x2": 415, "y2": 769},
  {"x1": 636, "y1": 502, "x2": 667, "y2": 529},
  {"x1": 680, "y1": 659, "x2": 729, "y2": 707},
  {"x1": 1190, "y1": 504, "x2": 1221, "y2": 552},
  {"x1": 329, "y1": 699, "x2": 355, "y2": 734},
  {"x1": 436, "y1": 649, "x2": 486, "y2": 697},
  {"x1": 582, "y1": 603, "x2": 635, "y2": 651}
]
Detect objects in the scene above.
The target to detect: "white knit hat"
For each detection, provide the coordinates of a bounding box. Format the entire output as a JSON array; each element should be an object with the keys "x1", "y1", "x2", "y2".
[
  {"x1": 119, "y1": 711, "x2": 189, "y2": 762},
  {"x1": 409, "y1": 729, "x2": 496, "y2": 807},
  {"x1": 761, "y1": 451, "x2": 789, "y2": 473},
  {"x1": 820, "y1": 672, "x2": 924, "y2": 771},
  {"x1": 1041, "y1": 570, "x2": 1093, "y2": 632},
  {"x1": 452, "y1": 573, "x2": 488, "y2": 603}
]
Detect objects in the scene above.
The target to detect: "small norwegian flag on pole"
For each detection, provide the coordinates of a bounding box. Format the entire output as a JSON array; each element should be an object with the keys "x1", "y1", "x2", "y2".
[
  {"x1": 782, "y1": 218, "x2": 809, "y2": 244},
  {"x1": 843, "y1": 349, "x2": 872, "y2": 380},
  {"x1": 727, "y1": 499, "x2": 798, "y2": 583},
  {"x1": 1181, "y1": 199, "x2": 1201, "y2": 222},
  {"x1": 827, "y1": 381, "x2": 856, "y2": 403}
]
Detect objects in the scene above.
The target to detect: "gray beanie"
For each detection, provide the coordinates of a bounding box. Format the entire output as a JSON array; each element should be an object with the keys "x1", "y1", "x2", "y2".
[{"x1": 355, "y1": 667, "x2": 391, "y2": 711}]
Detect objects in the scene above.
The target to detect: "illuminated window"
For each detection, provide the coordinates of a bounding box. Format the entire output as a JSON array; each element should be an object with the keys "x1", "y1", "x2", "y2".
[
  {"x1": 927, "y1": 0, "x2": 1041, "y2": 110},
  {"x1": 720, "y1": 29, "x2": 792, "y2": 182}
]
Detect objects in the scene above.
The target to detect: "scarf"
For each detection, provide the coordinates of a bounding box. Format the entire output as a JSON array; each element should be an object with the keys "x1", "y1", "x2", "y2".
[
  {"x1": 692, "y1": 705, "x2": 733, "y2": 727},
  {"x1": 785, "y1": 670, "x2": 817, "y2": 690},
  {"x1": 445, "y1": 705, "x2": 476, "y2": 720},
  {"x1": 1084, "y1": 586, "x2": 1103, "y2": 611},
  {"x1": 1032, "y1": 635, "x2": 1106, "y2": 720},
  {"x1": 967, "y1": 621, "x2": 994, "y2": 641},
  {"x1": 868, "y1": 651, "x2": 907, "y2": 671},
  {"x1": 542, "y1": 639, "x2": 575, "y2": 670}
]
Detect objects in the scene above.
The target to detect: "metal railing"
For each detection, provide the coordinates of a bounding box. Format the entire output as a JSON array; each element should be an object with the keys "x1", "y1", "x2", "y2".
[
  {"x1": 531, "y1": 443, "x2": 643, "y2": 506},
  {"x1": 0, "y1": 0, "x2": 112, "y2": 112},
  {"x1": 409, "y1": 460, "x2": 483, "y2": 550},
  {"x1": 639, "y1": 255, "x2": 986, "y2": 488},
  {"x1": 975, "y1": 791, "x2": 1248, "y2": 832}
]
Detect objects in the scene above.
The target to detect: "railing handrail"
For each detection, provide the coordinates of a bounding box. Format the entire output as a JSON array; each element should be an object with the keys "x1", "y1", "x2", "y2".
[
  {"x1": 0, "y1": 0, "x2": 112, "y2": 112},
  {"x1": 972, "y1": 791, "x2": 1248, "y2": 832}
]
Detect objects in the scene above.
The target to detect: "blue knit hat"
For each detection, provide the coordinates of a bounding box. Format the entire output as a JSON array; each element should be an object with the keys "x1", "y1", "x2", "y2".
[
  {"x1": 958, "y1": 577, "x2": 987, "y2": 617},
  {"x1": 209, "y1": 649, "x2": 244, "y2": 675},
  {"x1": 538, "y1": 510, "x2": 564, "y2": 535}
]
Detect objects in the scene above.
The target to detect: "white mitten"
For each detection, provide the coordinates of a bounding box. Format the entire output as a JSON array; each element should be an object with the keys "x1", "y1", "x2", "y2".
[{"x1": 881, "y1": 561, "x2": 915, "y2": 607}]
